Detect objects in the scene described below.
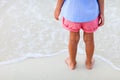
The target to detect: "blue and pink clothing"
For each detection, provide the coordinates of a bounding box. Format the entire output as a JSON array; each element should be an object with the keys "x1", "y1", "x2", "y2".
[{"x1": 61, "y1": 0, "x2": 100, "y2": 33}]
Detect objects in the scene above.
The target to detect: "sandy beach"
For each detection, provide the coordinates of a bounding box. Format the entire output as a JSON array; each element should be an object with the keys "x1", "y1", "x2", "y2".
[
  {"x1": 0, "y1": 53, "x2": 120, "y2": 80},
  {"x1": 0, "y1": 0, "x2": 120, "y2": 80}
]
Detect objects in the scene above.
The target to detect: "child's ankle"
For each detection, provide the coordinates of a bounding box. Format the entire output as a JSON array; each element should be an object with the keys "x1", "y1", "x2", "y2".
[
  {"x1": 86, "y1": 59, "x2": 92, "y2": 63},
  {"x1": 85, "y1": 59, "x2": 94, "y2": 70},
  {"x1": 66, "y1": 58, "x2": 76, "y2": 70}
]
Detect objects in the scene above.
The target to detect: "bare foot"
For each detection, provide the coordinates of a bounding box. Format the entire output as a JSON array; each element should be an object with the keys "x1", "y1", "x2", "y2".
[
  {"x1": 85, "y1": 59, "x2": 95, "y2": 70},
  {"x1": 65, "y1": 58, "x2": 76, "y2": 70}
]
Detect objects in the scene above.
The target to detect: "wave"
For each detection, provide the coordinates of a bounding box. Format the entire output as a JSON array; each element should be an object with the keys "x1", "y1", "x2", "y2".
[{"x1": 0, "y1": 49, "x2": 120, "y2": 71}]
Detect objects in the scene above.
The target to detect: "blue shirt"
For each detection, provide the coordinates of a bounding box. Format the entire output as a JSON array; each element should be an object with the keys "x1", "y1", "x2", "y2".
[{"x1": 61, "y1": 0, "x2": 99, "y2": 22}]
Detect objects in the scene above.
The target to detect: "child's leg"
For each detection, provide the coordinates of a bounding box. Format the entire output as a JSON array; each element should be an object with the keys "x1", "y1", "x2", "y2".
[
  {"x1": 66, "y1": 31, "x2": 80, "y2": 70},
  {"x1": 83, "y1": 32, "x2": 94, "y2": 69}
]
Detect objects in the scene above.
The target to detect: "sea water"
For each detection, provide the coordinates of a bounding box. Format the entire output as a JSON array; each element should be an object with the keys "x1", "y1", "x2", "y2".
[{"x1": 0, "y1": 0, "x2": 120, "y2": 71}]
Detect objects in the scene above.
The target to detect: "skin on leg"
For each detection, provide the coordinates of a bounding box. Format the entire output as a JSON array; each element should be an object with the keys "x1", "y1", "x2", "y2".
[
  {"x1": 83, "y1": 32, "x2": 94, "y2": 69},
  {"x1": 66, "y1": 31, "x2": 80, "y2": 70}
]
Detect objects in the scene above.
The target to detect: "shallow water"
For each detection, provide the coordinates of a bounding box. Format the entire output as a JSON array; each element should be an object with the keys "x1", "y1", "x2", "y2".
[{"x1": 0, "y1": 0, "x2": 120, "y2": 71}]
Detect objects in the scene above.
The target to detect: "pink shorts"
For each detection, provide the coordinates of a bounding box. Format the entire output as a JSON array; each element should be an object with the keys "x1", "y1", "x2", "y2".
[{"x1": 62, "y1": 17, "x2": 99, "y2": 33}]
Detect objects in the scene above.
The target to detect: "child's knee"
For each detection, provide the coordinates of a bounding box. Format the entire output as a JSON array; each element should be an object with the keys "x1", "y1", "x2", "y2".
[
  {"x1": 70, "y1": 36, "x2": 79, "y2": 43},
  {"x1": 83, "y1": 33, "x2": 94, "y2": 43},
  {"x1": 69, "y1": 33, "x2": 80, "y2": 43},
  {"x1": 84, "y1": 37, "x2": 93, "y2": 42}
]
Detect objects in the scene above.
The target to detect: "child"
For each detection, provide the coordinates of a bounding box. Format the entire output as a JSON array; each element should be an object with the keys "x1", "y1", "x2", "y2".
[{"x1": 54, "y1": 0, "x2": 104, "y2": 70}]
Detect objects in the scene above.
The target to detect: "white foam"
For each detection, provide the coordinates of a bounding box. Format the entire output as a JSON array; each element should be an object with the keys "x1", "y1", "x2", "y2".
[
  {"x1": 0, "y1": 49, "x2": 120, "y2": 71},
  {"x1": 0, "y1": 49, "x2": 67, "y2": 65},
  {"x1": 94, "y1": 55, "x2": 120, "y2": 71}
]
